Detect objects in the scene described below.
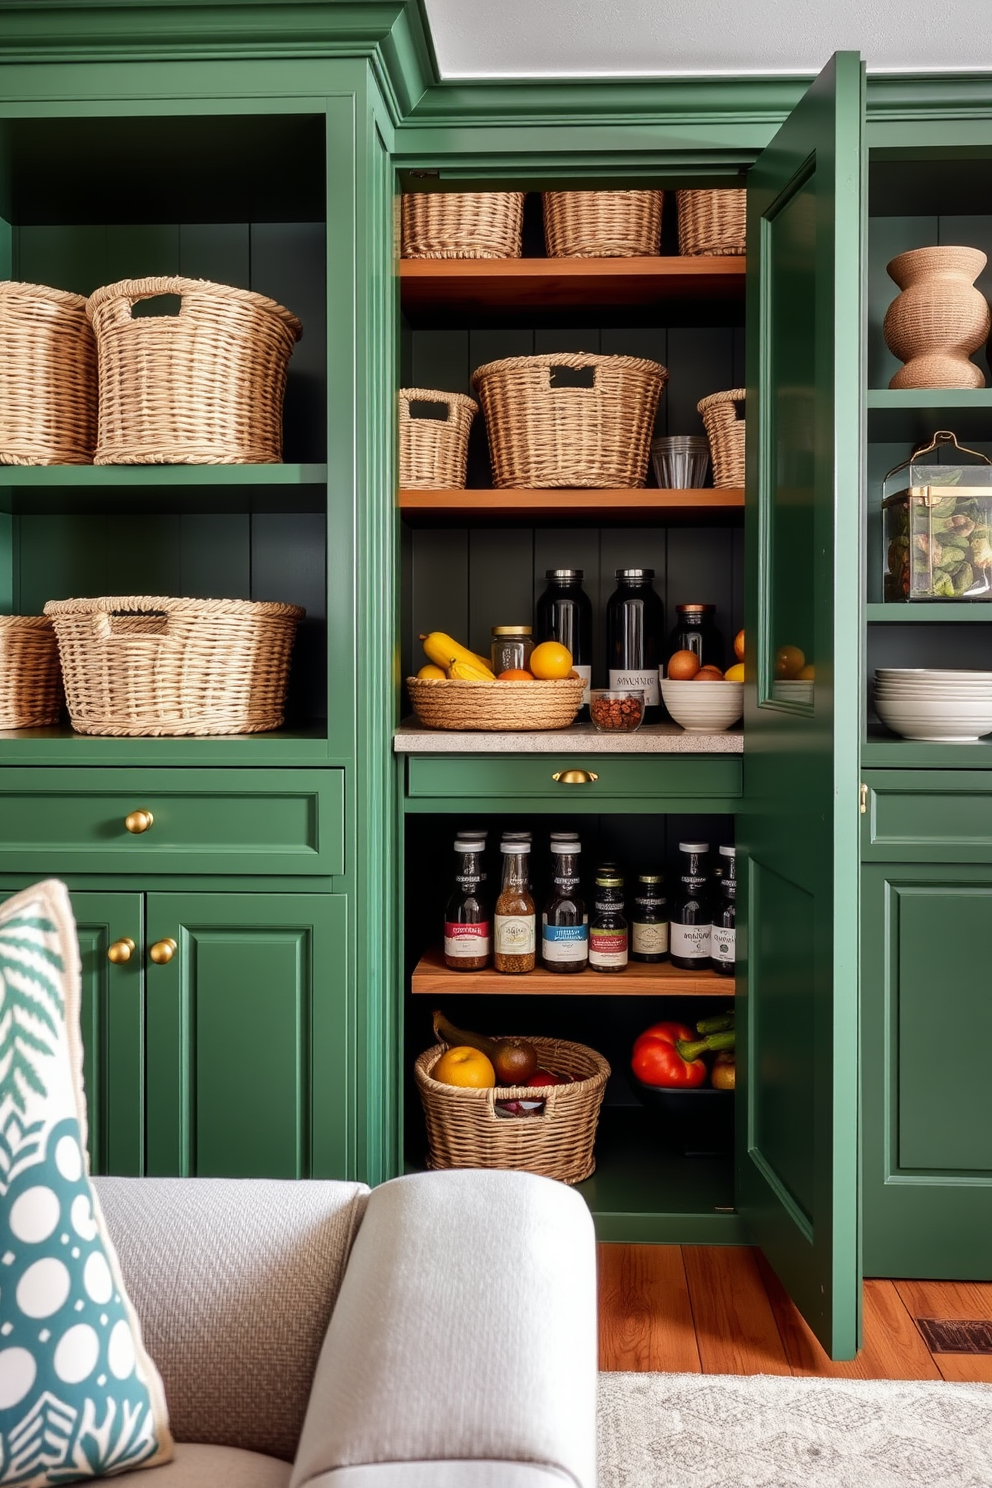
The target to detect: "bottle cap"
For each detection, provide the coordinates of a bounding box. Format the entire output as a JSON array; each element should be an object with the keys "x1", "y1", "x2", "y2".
[
  {"x1": 615, "y1": 568, "x2": 655, "y2": 580},
  {"x1": 492, "y1": 625, "x2": 533, "y2": 636},
  {"x1": 502, "y1": 831, "x2": 531, "y2": 840},
  {"x1": 678, "y1": 841, "x2": 710, "y2": 853},
  {"x1": 500, "y1": 840, "x2": 531, "y2": 854},
  {"x1": 551, "y1": 839, "x2": 582, "y2": 852},
  {"x1": 676, "y1": 603, "x2": 715, "y2": 613},
  {"x1": 456, "y1": 828, "x2": 488, "y2": 839},
  {"x1": 455, "y1": 839, "x2": 485, "y2": 851},
  {"x1": 720, "y1": 845, "x2": 736, "y2": 857},
  {"x1": 637, "y1": 872, "x2": 665, "y2": 884},
  {"x1": 595, "y1": 867, "x2": 623, "y2": 884},
  {"x1": 546, "y1": 568, "x2": 583, "y2": 580}
]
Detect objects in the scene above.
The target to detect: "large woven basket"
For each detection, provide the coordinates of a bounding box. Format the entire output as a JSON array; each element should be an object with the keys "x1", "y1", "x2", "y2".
[
  {"x1": 44, "y1": 595, "x2": 304, "y2": 737},
  {"x1": 415, "y1": 1037, "x2": 611, "y2": 1184},
  {"x1": 543, "y1": 190, "x2": 663, "y2": 258},
  {"x1": 0, "y1": 282, "x2": 96, "y2": 465},
  {"x1": 401, "y1": 192, "x2": 525, "y2": 259},
  {"x1": 697, "y1": 388, "x2": 746, "y2": 488},
  {"x1": 86, "y1": 277, "x2": 302, "y2": 465},
  {"x1": 0, "y1": 617, "x2": 63, "y2": 729},
  {"x1": 472, "y1": 352, "x2": 667, "y2": 489},
  {"x1": 407, "y1": 675, "x2": 585, "y2": 731},
  {"x1": 676, "y1": 189, "x2": 747, "y2": 256},
  {"x1": 399, "y1": 388, "x2": 478, "y2": 489}
]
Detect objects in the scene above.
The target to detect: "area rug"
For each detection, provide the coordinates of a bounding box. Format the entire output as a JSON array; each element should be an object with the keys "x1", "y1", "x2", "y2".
[{"x1": 597, "y1": 1370, "x2": 992, "y2": 1488}]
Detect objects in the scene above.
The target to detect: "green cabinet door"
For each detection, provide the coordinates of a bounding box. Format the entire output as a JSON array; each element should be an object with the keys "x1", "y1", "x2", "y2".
[
  {"x1": 740, "y1": 52, "x2": 865, "y2": 1358},
  {"x1": 144, "y1": 893, "x2": 348, "y2": 1181}
]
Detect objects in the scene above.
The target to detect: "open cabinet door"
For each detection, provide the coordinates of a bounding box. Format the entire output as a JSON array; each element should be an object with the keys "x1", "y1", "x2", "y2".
[{"x1": 739, "y1": 51, "x2": 864, "y2": 1359}]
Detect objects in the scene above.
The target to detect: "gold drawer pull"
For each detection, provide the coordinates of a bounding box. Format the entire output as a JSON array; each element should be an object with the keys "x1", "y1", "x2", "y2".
[
  {"x1": 149, "y1": 938, "x2": 177, "y2": 965},
  {"x1": 125, "y1": 809, "x2": 154, "y2": 834},
  {"x1": 552, "y1": 769, "x2": 599, "y2": 785},
  {"x1": 107, "y1": 938, "x2": 135, "y2": 964}
]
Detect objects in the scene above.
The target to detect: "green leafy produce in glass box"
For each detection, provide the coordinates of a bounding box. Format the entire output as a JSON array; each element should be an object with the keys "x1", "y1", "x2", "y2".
[{"x1": 883, "y1": 432, "x2": 992, "y2": 602}]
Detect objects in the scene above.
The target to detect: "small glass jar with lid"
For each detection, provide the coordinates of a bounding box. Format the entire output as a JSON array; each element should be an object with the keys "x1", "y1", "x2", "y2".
[
  {"x1": 491, "y1": 625, "x2": 535, "y2": 675},
  {"x1": 882, "y1": 431, "x2": 992, "y2": 602}
]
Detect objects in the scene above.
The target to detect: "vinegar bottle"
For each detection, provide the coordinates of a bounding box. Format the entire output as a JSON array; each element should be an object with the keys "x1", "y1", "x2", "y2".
[{"x1": 606, "y1": 568, "x2": 664, "y2": 721}]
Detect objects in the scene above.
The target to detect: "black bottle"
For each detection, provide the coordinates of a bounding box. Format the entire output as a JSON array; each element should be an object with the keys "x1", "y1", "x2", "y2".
[
  {"x1": 542, "y1": 841, "x2": 588, "y2": 973},
  {"x1": 630, "y1": 873, "x2": 669, "y2": 963},
  {"x1": 711, "y1": 846, "x2": 736, "y2": 976},
  {"x1": 536, "y1": 569, "x2": 593, "y2": 716},
  {"x1": 670, "y1": 841, "x2": 711, "y2": 971},
  {"x1": 606, "y1": 568, "x2": 664, "y2": 721},
  {"x1": 443, "y1": 837, "x2": 490, "y2": 971},
  {"x1": 665, "y1": 603, "x2": 725, "y2": 672},
  {"x1": 589, "y1": 866, "x2": 628, "y2": 973}
]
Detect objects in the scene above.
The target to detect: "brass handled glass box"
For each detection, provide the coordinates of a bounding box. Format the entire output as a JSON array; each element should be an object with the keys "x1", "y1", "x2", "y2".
[{"x1": 882, "y1": 431, "x2": 992, "y2": 602}]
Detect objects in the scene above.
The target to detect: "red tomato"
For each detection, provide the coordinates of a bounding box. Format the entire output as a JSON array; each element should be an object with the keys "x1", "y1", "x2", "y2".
[
  {"x1": 631, "y1": 1039, "x2": 706, "y2": 1088},
  {"x1": 632, "y1": 1020, "x2": 695, "y2": 1058}
]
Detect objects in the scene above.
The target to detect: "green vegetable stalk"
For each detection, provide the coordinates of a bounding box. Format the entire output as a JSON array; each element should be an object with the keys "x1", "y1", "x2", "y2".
[
  {"x1": 676, "y1": 1030, "x2": 736, "y2": 1061},
  {"x1": 695, "y1": 1013, "x2": 735, "y2": 1035}
]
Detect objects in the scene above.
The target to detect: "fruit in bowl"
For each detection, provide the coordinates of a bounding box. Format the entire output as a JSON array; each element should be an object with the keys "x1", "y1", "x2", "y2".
[{"x1": 661, "y1": 678, "x2": 743, "y2": 733}]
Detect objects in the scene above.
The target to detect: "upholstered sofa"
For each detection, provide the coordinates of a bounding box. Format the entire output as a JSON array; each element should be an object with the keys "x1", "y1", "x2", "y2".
[{"x1": 94, "y1": 1167, "x2": 598, "y2": 1488}]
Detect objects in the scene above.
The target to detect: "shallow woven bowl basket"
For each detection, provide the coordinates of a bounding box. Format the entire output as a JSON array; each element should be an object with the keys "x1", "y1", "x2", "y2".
[
  {"x1": 0, "y1": 617, "x2": 63, "y2": 729},
  {"x1": 472, "y1": 352, "x2": 667, "y2": 489},
  {"x1": 86, "y1": 277, "x2": 302, "y2": 465},
  {"x1": 399, "y1": 388, "x2": 478, "y2": 489},
  {"x1": 676, "y1": 189, "x2": 747, "y2": 256},
  {"x1": 401, "y1": 192, "x2": 525, "y2": 259},
  {"x1": 697, "y1": 388, "x2": 746, "y2": 488},
  {"x1": 415, "y1": 1037, "x2": 611, "y2": 1184},
  {"x1": 543, "y1": 190, "x2": 663, "y2": 258},
  {"x1": 407, "y1": 675, "x2": 585, "y2": 731},
  {"x1": 0, "y1": 281, "x2": 96, "y2": 465},
  {"x1": 44, "y1": 595, "x2": 304, "y2": 737}
]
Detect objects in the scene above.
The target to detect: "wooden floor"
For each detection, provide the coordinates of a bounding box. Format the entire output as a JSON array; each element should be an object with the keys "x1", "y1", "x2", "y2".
[{"x1": 598, "y1": 1245, "x2": 992, "y2": 1382}]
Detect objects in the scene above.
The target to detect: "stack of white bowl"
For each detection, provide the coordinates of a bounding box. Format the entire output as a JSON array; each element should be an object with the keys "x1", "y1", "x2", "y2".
[{"x1": 874, "y1": 668, "x2": 992, "y2": 741}]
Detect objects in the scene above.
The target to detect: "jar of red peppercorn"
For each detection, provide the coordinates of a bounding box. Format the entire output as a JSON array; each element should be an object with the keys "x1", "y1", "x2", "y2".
[{"x1": 589, "y1": 688, "x2": 645, "y2": 732}]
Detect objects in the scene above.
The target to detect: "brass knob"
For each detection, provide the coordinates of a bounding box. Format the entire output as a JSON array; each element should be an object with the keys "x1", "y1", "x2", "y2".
[
  {"x1": 125, "y1": 810, "x2": 154, "y2": 834},
  {"x1": 552, "y1": 769, "x2": 599, "y2": 784},
  {"x1": 107, "y1": 938, "x2": 135, "y2": 965},
  {"x1": 149, "y1": 938, "x2": 177, "y2": 965}
]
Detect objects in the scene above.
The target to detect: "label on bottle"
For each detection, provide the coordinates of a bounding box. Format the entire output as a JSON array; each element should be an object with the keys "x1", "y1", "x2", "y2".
[
  {"x1": 632, "y1": 920, "x2": 669, "y2": 956},
  {"x1": 542, "y1": 920, "x2": 589, "y2": 963},
  {"x1": 589, "y1": 928, "x2": 628, "y2": 966},
  {"x1": 444, "y1": 921, "x2": 490, "y2": 958},
  {"x1": 711, "y1": 926, "x2": 736, "y2": 966},
  {"x1": 609, "y1": 668, "x2": 659, "y2": 707},
  {"x1": 573, "y1": 663, "x2": 592, "y2": 704},
  {"x1": 671, "y1": 922, "x2": 711, "y2": 958},
  {"x1": 494, "y1": 914, "x2": 536, "y2": 955},
  {"x1": 455, "y1": 873, "x2": 484, "y2": 889}
]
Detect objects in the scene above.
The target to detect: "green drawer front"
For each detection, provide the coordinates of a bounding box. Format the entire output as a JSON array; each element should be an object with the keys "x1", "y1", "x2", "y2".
[
  {"x1": 0, "y1": 768, "x2": 343, "y2": 876},
  {"x1": 863, "y1": 770, "x2": 992, "y2": 862},
  {"x1": 406, "y1": 754, "x2": 741, "y2": 806}
]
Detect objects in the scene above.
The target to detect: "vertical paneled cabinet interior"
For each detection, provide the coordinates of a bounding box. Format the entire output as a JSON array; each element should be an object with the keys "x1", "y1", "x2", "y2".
[
  {"x1": 398, "y1": 189, "x2": 748, "y2": 1244},
  {"x1": 860, "y1": 142, "x2": 992, "y2": 1278},
  {"x1": 0, "y1": 52, "x2": 375, "y2": 1181}
]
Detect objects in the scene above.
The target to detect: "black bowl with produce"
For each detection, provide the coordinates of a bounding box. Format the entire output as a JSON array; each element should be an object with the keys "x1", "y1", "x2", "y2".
[{"x1": 628, "y1": 1075, "x2": 734, "y2": 1156}]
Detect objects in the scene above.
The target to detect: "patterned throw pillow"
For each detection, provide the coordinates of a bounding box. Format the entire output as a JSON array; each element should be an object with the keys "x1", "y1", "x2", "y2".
[{"x1": 0, "y1": 880, "x2": 173, "y2": 1485}]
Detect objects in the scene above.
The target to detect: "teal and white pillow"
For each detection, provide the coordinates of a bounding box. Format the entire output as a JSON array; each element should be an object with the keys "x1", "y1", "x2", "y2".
[{"x1": 0, "y1": 880, "x2": 172, "y2": 1485}]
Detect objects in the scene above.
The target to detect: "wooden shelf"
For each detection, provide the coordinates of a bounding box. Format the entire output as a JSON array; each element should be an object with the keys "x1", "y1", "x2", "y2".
[
  {"x1": 411, "y1": 947, "x2": 734, "y2": 996},
  {"x1": 399, "y1": 487, "x2": 743, "y2": 523},
  {"x1": 399, "y1": 256, "x2": 746, "y2": 322}
]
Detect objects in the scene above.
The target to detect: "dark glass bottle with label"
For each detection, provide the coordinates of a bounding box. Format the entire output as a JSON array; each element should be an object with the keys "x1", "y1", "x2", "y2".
[
  {"x1": 606, "y1": 568, "x2": 665, "y2": 721},
  {"x1": 589, "y1": 867, "x2": 628, "y2": 973},
  {"x1": 670, "y1": 842, "x2": 711, "y2": 971},
  {"x1": 494, "y1": 843, "x2": 536, "y2": 974},
  {"x1": 711, "y1": 845, "x2": 736, "y2": 976},
  {"x1": 542, "y1": 842, "x2": 588, "y2": 973},
  {"x1": 444, "y1": 838, "x2": 489, "y2": 971},
  {"x1": 536, "y1": 569, "x2": 593, "y2": 715},
  {"x1": 630, "y1": 873, "x2": 669, "y2": 963},
  {"x1": 664, "y1": 603, "x2": 725, "y2": 672}
]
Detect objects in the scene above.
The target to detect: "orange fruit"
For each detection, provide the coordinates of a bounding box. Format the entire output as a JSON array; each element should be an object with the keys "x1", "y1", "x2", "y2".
[
  {"x1": 797, "y1": 663, "x2": 815, "y2": 680},
  {"x1": 734, "y1": 629, "x2": 745, "y2": 661},
  {"x1": 432, "y1": 1046, "x2": 496, "y2": 1088},
  {"x1": 774, "y1": 644, "x2": 806, "y2": 678},
  {"x1": 724, "y1": 662, "x2": 745, "y2": 681},
  {"x1": 693, "y1": 665, "x2": 725, "y2": 681},
  {"x1": 667, "y1": 649, "x2": 701, "y2": 680},
  {"x1": 498, "y1": 669, "x2": 535, "y2": 681},
  {"x1": 529, "y1": 641, "x2": 573, "y2": 679}
]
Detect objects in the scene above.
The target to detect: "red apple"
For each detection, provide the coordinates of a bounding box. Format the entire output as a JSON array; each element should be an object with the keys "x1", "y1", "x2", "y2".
[{"x1": 528, "y1": 1068, "x2": 563, "y2": 1087}]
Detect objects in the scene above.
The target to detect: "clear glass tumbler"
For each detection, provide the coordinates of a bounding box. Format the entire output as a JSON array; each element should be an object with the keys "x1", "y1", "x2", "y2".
[{"x1": 651, "y1": 435, "x2": 711, "y2": 489}]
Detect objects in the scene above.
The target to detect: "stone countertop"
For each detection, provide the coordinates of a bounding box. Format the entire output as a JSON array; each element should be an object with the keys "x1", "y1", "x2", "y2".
[{"x1": 393, "y1": 719, "x2": 744, "y2": 753}]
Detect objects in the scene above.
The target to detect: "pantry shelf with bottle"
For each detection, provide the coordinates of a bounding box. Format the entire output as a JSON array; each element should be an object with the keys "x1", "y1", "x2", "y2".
[
  {"x1": 411, "y1": 946, "x2": 734, "y2": 996},
  {"x1": 398, "y1": 486, "x2": 743, "y2": 523}
]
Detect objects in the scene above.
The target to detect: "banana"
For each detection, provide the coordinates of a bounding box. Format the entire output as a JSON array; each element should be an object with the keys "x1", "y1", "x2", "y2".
[
  {"x1": 420, "y1": 631, "x2": 494, "y2": 678},
  {"x1": 450, "y1": 659, "x2": 496, "y2": 682},
  {"x1": 416, "y1": 663, "x2": 447, "y2": 680}
]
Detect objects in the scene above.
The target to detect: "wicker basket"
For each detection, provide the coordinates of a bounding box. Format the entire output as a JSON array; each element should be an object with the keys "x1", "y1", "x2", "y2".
[
  {"x1": 676, "y1": 189, "x2": 747, "y2": 256},
  {"x1": 399, "y1": 388, "x2": 478, "y2": 489},
  {"x1": 543, "y1": 190, "x2": 663, "y2": 258},
  {"x1": 43, "y1": 595, "x2": 304, "y2": 737},
  {"x1": 415, "y1": 1037, "x2": 611, "y2": 1184},
  {"x1": 472, "y1": 352, "x2": 667, "y2": 489},
  {"x1": 407, "y1": 675, "x2": 584, "y2": 731},
  {"x1": 697, "y1": 388, "x2": 746, "y2": 488},
  {"x1": 86, "y1": 277, "x2": 302, "y2": 465},
  {"x1": 0, "y1": 282, "x2": 97, "y2": 465},
  {"x1": 401, "y1": 192, "x2": 525, "y2": 259},
  {"x1": 0, "y1": 617, "x2": 63, "y2": 729}
]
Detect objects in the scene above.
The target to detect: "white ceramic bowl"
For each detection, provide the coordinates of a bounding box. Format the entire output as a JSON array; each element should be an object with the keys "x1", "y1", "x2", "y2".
[
  {"x1": 874, "y1": 696, "x2": 992, "y2": 740},
  {"x1": 876, "y1": 668, "x2": 992, "y2": 682},
  {"x1": 661, "y1": 679, "x2": 744, "y2": 733},
  {"x1": 772, "y1": 679, "x2": 814, "y2": 704}
]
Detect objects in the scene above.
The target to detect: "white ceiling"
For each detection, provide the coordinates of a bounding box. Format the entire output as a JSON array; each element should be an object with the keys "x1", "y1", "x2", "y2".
[{"x1": 423, "y1": 0, "x2": 992, "y2": 78}]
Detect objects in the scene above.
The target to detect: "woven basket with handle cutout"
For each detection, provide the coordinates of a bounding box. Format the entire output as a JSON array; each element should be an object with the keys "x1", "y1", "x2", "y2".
[
  {"x1": 407, "y1": 674, "x2": 585, "y2": 731},
  {"x1": 399, "y1": 388, "x2": 478, "y2": 488},
  {"x1": 0, "y1": 281, "x2": 97, "y2": 465}
]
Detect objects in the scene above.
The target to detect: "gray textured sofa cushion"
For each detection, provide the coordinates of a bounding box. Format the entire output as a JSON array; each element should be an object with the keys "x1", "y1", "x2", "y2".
[
  {"x1": 112, "y1": 1444, "x2": 291, "y2": 1487},
  {"x1": 95, "y1": 1177, "x2": 369, "y2": 1462}
]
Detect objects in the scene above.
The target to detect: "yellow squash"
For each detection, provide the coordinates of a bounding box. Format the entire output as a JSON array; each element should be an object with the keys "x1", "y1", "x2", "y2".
[
  {"x1": 450, "y1": 659, "x2": 496, "y2": 682},
  {"x1": 420, "y1": 631, "x2": 495, "y2": 680}
]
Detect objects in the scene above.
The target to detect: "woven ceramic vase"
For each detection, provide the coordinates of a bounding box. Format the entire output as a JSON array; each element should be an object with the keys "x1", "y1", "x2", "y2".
[{"x1": 883, "y1": 246, "x2": 991, "y2": 389}]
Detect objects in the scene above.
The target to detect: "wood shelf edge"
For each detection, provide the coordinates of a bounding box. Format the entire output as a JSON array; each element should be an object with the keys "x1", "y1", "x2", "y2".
[
  {"x1": 399, "y1": 488, "x2": 743, "y2": 514},
  {"x1": 411, "y1": 947, "x2": 735, "y2": 996}
]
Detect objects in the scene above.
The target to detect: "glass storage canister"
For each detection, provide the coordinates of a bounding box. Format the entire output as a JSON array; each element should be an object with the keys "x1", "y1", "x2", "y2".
[
  {"x1": 606, "y1": 568, "x2": 665, "y2": 720},
  {"x1": 882, "y1": 431, "x2": 992, "y2": 602},
  {"x1": 665, "y1": 602, "x2": 725, "y2": 671},
  {"x1": 491, "y1": 625, "x2": 535, "y2": 674},
  {"x1": 535, "y1": 568, "x2": 593, "y2": 709}
]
